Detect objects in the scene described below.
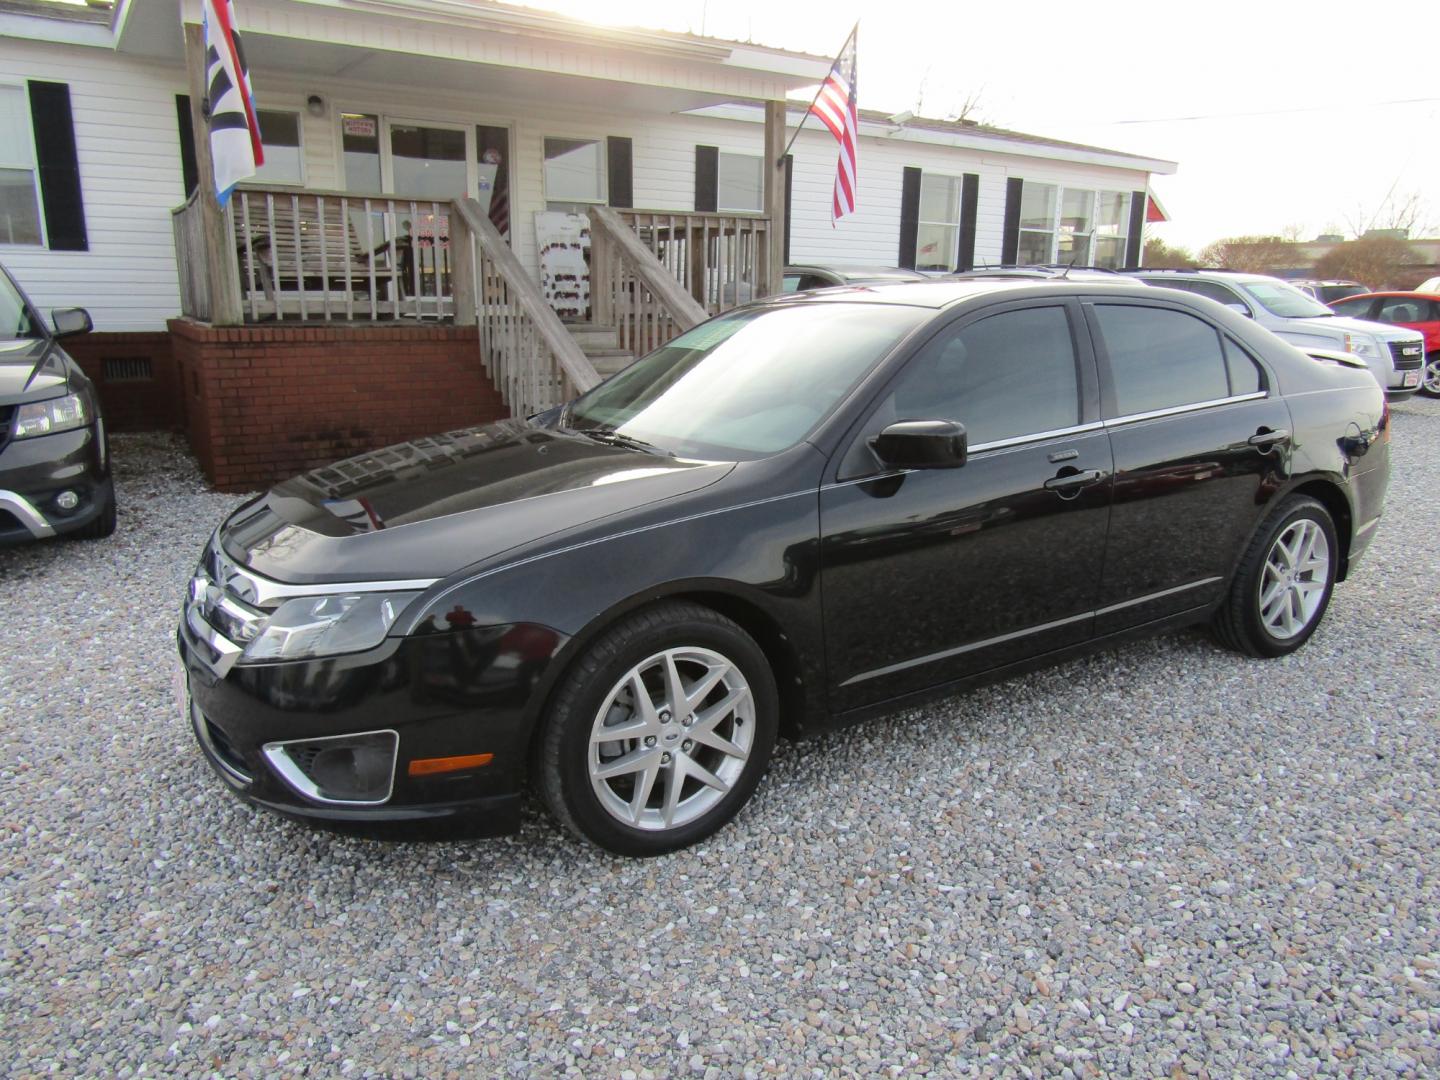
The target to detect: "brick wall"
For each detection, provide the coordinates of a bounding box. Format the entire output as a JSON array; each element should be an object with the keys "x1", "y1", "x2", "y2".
[
  {"x1": 63, "y1": 332, "x2": 182, "y2": 432},
  {"x1": 168, "y1": 320, "x2": 508, "y2": 491}
]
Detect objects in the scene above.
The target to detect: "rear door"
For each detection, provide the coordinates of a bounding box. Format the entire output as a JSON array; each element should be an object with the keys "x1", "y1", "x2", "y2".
[
  {"x1": 820, "y1": 299, "x2": 1112, "y2": 712},
  {"x1": 1084, "y1": 298, "x2": 1292, "y2": 634}
]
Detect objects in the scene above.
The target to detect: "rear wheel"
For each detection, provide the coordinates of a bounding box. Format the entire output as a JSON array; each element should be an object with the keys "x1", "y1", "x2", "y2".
[
  {"x1": 537, "y1": 602, "x2": 778, "y2": 856},
  {"x1": 1421, "y1": 352, "x2": 1440, "y2": 397},
  {"x1": 1213, "y1": 496, "x2": 1337, "y2": 658}
]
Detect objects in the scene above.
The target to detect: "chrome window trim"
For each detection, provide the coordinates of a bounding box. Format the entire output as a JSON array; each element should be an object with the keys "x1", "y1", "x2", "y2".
[
  {"x1": 261, "y1": 729, "x2": 399, "y2": 807},
  {"x1": 1104, "y1": 391, "x2": 1267, "y2": 429},
  {"x1": 969, "y1": 421, "x2": 1105, "y2": 455}
]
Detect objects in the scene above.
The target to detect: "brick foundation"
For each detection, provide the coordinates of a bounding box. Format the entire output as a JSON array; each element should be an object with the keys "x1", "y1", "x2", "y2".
[
  {"x1": 167, "y1": 320, "x2": 508, "y2": 491},
  {"x1": 64, "y1": 331, "x2": 183, "y2": 432}
]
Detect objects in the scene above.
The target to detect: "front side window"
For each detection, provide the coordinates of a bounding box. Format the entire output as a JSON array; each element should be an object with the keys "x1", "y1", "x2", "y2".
[
  {"x1": 562, "y1": 303, "x2": 928, "y2": 459},
  {"x1": 882, "y1": 305, "x2": 1081, "y2": 446},
  {"x1": 1377, "y1": 297, "x2": 1425, "y2": 324},
  {"x1": 544, "y1": 137, "x2": 604, "y2": 210},
  {"x1": 1327, "y1": 296, "x2": 1373, "y2": 319},
  {"x1": 252, "y1": 110, "x2": 303, "y2": 186},
  {"x1": 917, "y1": 173, "x2": 963, "y2": 272},
  {"x1": 717, "y1": 152, "x2": 763, "y2": 213},
  {"x1": 1095, "y1": 305, "x2": 1231, "y2": 416},
  {"x1": 0, "y1": 84, "x2": 42, "y2": 245},
  {"x1": 0, "y1": 269, "x2": 37, "y2": 338}
]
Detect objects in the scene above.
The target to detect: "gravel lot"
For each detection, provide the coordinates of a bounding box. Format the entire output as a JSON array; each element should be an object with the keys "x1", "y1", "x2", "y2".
[{"x1": 2, "y1": 398, "x2": 1438, "y2": 1078}]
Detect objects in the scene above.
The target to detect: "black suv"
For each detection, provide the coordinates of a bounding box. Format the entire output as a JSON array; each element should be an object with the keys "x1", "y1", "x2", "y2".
[{"x1": 0, "y1": 264, "x2": 113, "y2": 545}]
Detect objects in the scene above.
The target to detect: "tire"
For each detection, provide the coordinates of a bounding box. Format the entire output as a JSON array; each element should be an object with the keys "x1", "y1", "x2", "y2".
[
  {"x1": 1212, "y1": 496, "x2": 1337, "y2": 658},
  {"x1": 537, "y1": 601, "x2": 778, "y2": 856},
  {"x1": 71, "y1": 490, "x2": 117, "y2": 540},
  {"x1": 1421, "y1": 352, "x2": 1440, "y2": 398}
]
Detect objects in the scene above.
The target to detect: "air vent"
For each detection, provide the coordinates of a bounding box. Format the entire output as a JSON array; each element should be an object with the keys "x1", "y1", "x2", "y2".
[{"x1": 103, "y1": 356, "x2": 153, "y2": 381}]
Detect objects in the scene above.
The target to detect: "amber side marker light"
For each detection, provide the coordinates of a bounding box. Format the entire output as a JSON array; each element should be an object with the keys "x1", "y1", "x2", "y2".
[{"x1": 408, "y1": 753, "x2": 494, "y2": 777}]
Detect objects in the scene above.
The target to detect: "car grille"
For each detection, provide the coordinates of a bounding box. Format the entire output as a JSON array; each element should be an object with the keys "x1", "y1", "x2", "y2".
[
  {"x1": 0, "y1": 404, "x2": 13, "y2": 451},
  {"x1": 1389, "y1": 340, "x2": 1424, "y2": 370},
  {"x1": 183, "y1": 539, "x2": 267, "y2": 676}
]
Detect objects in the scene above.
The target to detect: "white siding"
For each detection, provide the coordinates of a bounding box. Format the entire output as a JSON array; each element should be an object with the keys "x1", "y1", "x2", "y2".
[{"x1": 0, "y1": 39, "x2": 1155, "y2": 332}]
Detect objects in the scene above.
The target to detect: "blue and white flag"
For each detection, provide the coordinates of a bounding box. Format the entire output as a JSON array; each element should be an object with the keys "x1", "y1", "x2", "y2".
[{"x1": 202, "y1": 0, "x2": 263, "y2": 205}]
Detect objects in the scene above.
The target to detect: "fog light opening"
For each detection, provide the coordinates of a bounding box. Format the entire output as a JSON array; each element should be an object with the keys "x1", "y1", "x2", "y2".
[
  {"x1": 54, "y1": 490, "x2": 80, "y2": 513},
  {"x1": 262, "y1": 730, "x2": 398, "y2": 806}
]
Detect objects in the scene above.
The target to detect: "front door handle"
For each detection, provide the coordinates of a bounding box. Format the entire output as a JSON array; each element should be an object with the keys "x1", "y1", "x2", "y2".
[
  {"x1": 1248, "y1": 428, "x2": 1291, "y2": 450},
  {"x1": 1044, "y1": 468, "x2": 1105, "y2": 492}
]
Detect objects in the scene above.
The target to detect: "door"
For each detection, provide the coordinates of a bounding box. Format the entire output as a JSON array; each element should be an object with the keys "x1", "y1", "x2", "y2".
[
  {"x1": 1084, "y1": 299, "x2": 1293, "y2": 633},
  {"x1": 820, "y1": 301, "x2": 1113, "y2": 712}
]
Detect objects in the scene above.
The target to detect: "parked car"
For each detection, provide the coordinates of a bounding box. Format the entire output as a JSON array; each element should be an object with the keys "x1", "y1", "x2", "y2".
[
  {"x1": 1327, "y1": 291, "x2": 1440, "y2": 397},
  {"x1": 1417, "y1": 276, "x2": 1440, "y2": 294},
  {"x1": 1132, "y1": 269, "x2": 1426, "y2": 398},
  {"x1": 949, "y1": 265, "x2": 1146, "y2": 284},
  {"x1": 1290, "y1": 279, "x2": 1371, "y2": 305},
  {"x1": 179, "y1": 279, "x2": 1389, "y2": 855},
  {"x1": 0, "y1": 265, "x2": 113, "y2": 545},
  {"x1": 782, "y1": 264, "x2": 928, "y2": 292}
]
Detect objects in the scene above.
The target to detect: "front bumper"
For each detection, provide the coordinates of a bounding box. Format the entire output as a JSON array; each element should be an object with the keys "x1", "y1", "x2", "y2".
[
  {"x1": 177, "y1": 608, "x2": 563, "y2": 834},
  {"x1": 0, "y1": 422, "x2": 110, "y2": 544}
]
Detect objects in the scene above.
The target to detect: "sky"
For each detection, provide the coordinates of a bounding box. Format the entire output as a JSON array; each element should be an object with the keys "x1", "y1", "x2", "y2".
[{"x1": 511, "y1": 0, "x2": 1439, "y2": 253}]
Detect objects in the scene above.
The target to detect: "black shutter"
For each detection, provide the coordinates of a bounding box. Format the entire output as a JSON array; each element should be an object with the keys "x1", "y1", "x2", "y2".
[
  {"x1": 27, "y1": 81, "x2": 88, "y2": 252},
  {"x1": 898, "y1": 166, "x2": 921, "y2": 270},
  {"x1": 782, "y1": 153, "x2": 793, "y2": 265},
  {"x1": 956, "y1": 173, "x2": 980, "y2": 271},
  {"x1": 606, "y1": 136, "x2": 633, "y2": 209},
  {"x1": 694, "y1": 145, "x2": 718, "y2": 212},
  {"x1": 1125, "y1": 190, "x2": 1146, "y2": 266},
  {"x1": 175, "y1": 94, "x2": 199, "y2": 198},
  {"x1": 1001, "y1": 177, "x2": 1024, "y2": 265}
]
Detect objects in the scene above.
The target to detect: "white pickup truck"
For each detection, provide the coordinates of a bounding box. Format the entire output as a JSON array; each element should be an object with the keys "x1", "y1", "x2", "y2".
[{"x1": 1133, "y1": 269, "x2": 1425, "y2": 398}]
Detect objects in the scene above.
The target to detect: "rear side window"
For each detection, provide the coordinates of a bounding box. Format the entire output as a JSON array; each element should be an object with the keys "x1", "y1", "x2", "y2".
[
  {"x1": 1095, "y1": 305, "x2": 1230, "y2": 416},
  {"x1": 1223, "y1": 338, "x2": 1263, "y2": 395},
  {"x1": 1378, "y1": 297, "x2": 1425, "y2": 323},
  {"x1": 886, "y1": 305, "x2": 1080, "y2": 445}
]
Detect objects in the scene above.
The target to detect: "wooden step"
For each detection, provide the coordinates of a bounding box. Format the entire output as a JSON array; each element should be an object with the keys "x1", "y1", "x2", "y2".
[{"x1": 565, "y1": 323, "x2": 621, "y2": 350}]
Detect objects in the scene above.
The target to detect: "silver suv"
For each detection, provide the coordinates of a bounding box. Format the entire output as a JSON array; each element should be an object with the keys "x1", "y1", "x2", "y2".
[{"x1": 1134, "y1": 270, "x2": 1425, "y2": 398}]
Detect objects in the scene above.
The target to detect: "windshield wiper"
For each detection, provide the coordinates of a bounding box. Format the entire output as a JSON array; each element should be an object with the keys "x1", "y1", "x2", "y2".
[{"x1": 572, "y1": 428, "x2": 673, "y2": 456}]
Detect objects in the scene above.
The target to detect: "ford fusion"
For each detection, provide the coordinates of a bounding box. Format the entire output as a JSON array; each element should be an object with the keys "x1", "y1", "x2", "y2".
[{"x1": 178, "y1": 280, "x2": 1389, "y2": 855}]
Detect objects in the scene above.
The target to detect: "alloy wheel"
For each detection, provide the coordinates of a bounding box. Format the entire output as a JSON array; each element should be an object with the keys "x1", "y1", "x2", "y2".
[
  {"x1": 1257, "y1": 518, "x2": 1331, "y2": 640},
  {"x1": 587, "y1": 647, "x2": 755, "y2": 831},
  {"x1": 1423, "y1": 355, "x2": 1440, "y2": 397}
]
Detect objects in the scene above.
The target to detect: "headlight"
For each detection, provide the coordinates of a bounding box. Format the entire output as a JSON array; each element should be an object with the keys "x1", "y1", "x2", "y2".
[
  {"x1": 1341, "y1": 333, "x2": 1383, "y2": 362},
  {"x1": 239, "y1": 591, "x2": 420, "y2": 664},
  {"x1": 14, "y1": 393, "x2": 87, "y2": 438}
]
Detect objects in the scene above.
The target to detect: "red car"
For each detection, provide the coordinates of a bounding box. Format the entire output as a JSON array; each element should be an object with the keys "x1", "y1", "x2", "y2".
[{"x1": 1329, "y1": 291, "x2": 1440, "y2": 397}]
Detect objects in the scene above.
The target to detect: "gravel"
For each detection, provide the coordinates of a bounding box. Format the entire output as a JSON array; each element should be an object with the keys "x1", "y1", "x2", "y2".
[{"x1": 2, "y1": 401, "x2": 1439, "y2": 1077}]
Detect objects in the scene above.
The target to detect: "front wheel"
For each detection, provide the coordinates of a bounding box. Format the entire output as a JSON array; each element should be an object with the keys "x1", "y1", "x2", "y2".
[
  {"x1": 1420, "y1": 352, "x2": 1440, "y2": 398},
  {"x1": 537, "y1": 602, "x2": 778, "y2": 856},
  {"x1": 1212, "y1": 496, "x2": 1338, "y2": 658}
]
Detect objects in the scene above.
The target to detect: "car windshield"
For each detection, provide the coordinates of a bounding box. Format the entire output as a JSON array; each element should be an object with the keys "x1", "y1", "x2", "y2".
[
  {"x1": 561, "y1": 303, "x2": 929, "y2": 460},
  {"x1": 1319, "y1": 284, "x2": 1367, "y2": 304},
  {"x1": 1239, "y1": 280, "x2": 1333, "y2": 318},
  {"x1": 0, "y1": 271, "x2": 37, "y2": 339}
]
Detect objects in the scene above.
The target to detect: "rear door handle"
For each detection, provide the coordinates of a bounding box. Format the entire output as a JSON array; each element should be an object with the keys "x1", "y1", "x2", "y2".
[
  {"x1": 1248, "y1": 428, "x2": 1291, "y2": 449},
  {"x1": 1044, "y1": 468, "x2": 1105, "y2": 491}
]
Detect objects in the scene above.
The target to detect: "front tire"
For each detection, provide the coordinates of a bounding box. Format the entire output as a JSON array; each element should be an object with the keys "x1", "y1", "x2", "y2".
[
  {"x1": 71, "y1": 490, "x2": 117, "y2": 540},
  {"x1": 537, "y1": 602, "x2": 778, "y2": 856},
  {"x1": 1213, "y1": 496, "x2": 1337, "y2": 658},
  {"x1": 1421, "y1": 352, "x2": 1440, "y2": 398}
]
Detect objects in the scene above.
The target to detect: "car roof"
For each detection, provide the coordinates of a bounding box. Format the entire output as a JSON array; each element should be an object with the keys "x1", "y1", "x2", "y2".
[
  {"x1": 761, "y1": 277, "x2": 1171, "y2": 309},
  {"x1": 1335, "y1": 291, "x2": 1440, "y2": 300},
  {"x1": 786, "y1": 264, "x2": 927, "y2": 278}
]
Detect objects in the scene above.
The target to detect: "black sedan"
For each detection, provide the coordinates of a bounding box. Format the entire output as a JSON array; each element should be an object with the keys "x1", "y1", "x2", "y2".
[
  {"x1": 178, "y1": 279, "x2": 1390, "y2": 855},
  {"x1": 0, "y1": 264, "x2": 114, "y2": 545}
]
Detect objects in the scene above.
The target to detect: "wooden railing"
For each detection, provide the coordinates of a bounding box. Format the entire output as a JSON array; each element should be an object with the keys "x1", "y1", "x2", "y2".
[
  {"x1": 173, "y1": 186, "x2": 463, "y2": 322},
  {"x1": 453, "y1": 198, "x2": 601, "y2": 417},
  {"x1": 588, "y1": 206, "x2": 708, "y2": 356}
]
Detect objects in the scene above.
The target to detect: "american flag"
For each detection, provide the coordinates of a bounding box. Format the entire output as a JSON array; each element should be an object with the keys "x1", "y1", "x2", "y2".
[
  {"x1": 808, "y1": 26, "x2": 859, "y2": 224},
  {"x1": 202, "y1": 0, "x2": 263, "y2": 206}
]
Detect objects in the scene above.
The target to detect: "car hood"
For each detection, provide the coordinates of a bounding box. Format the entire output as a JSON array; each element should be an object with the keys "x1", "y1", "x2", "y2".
[
  {"x1": 1282, "y1": 314, "x2": 1419, "y2": 341},
  {"x1": 0, "y1": 338, "x2": 68, "y2": 402},
  {"x1": 221, "y1": 419, "x2": 734, "y2": 583}
]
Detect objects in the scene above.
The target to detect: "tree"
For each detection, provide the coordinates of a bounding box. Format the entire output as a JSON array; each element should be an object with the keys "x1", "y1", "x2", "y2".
[
  {"x1": 1141, "y1": 237, "x2": 1197, "y2": 268},
  {"x1": 1196, "y1": 235, "x2": 1295, "y2": 273},
  {"x1": 1313, "y1": 235, "x2": 1422, "y2": 291},
  {"x1": 1344, "y1": 191, "x2": 1434, "y2": 240}
]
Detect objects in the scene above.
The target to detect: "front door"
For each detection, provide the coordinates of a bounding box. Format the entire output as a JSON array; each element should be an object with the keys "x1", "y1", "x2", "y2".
[
  {"x1": 1083, "y1": 299, "x2": 1294, "y2": 633},
  {"x1": 820, "y1": 301, "x2": 1113, "y2": 713}
]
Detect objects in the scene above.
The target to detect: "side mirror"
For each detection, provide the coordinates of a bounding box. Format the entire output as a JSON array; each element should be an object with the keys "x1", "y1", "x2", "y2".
[
  {"x1": 51, "y1": 307, "x2": 93, "y2": 339},
  {"x1": 1223, "y1": 302, "x2": 1252, "y2": 318},
  {"x1": 870, "y1": 419, "x2": 968, "y2": 470}
]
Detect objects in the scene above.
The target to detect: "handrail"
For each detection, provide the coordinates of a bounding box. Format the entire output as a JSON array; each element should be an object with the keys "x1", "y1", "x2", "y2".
[
  {"x1": 589, "y1": 206, "x2": 708, "y2": 329},
  {"x1": 453, "y1": 197, "x2": 601, "y2": 414}
]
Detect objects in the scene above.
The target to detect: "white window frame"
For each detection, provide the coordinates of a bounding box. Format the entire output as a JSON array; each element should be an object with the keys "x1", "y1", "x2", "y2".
[
  {"x1": 916, "y1": 171, "x2": 965, "y2": 273},
  {"x1": 542, "y1": 134, "x2": 606, "y2": 210},
  {"x1": 380, "y1": 116, "x2": 475, "y2": 198},
  {"x1": 0, "y1": 80, "x2": 45, "y2": 248},
  {"x1": 250, "y1": 107, "x2": 307, "y2": 188},
  {"x1": 1020, "y1": 185, "x2": 1132, "y2": 267},
  {"x1": 717, "y1": 151, "x2": 764, "y2": 214}
]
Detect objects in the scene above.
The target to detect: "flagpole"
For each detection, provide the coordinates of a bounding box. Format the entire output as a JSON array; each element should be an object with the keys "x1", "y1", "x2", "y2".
[{"x1": 777, "y1": 21, "x2": 858, "y2": 167}]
